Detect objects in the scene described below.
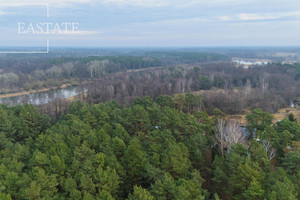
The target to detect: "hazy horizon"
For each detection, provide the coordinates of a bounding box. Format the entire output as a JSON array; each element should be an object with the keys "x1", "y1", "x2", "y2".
[{"x1": 1, "y1": 0, "x2": 300, "y2": 49}]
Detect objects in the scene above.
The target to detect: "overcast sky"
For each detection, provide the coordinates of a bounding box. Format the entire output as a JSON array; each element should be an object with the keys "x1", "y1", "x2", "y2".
[{"x1": 0, "y1": 0, "x2": 300, "y2": 47}]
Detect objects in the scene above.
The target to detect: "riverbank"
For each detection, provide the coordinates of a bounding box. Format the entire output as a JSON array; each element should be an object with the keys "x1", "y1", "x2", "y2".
[{"x1": 0, "y1": 83, "x2": 74, "y2": 99}]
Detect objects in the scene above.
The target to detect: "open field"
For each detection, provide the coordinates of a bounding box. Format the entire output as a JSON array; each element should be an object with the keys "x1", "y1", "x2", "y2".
[{"x1": 227, "y1": 107, "x2": 300, "y2": 126}]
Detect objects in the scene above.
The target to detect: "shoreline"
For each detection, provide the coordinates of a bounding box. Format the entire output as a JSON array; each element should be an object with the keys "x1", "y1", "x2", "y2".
[{"x1": 0, "y1": 83, "x2": 73, "y2": 99}]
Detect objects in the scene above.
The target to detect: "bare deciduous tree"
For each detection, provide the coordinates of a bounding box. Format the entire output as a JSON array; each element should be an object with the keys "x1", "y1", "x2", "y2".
[
  {"x1": 225, "y1": 120, "x2": 245, "y2": 147},
  {"x1": 215, "y1": 119, "x2": 245, "y2": 156},
  {"x1": 215, "y1": 119, "x2": 226, "y2": 156},
  {"x1": 262, "y1": 140, "x2": 277, "y2": 160}
]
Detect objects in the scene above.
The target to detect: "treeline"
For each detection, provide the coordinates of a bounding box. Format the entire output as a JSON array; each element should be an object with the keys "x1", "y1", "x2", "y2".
[
  {"x1": 0, "y1": 95, "x2": 299, "y2": 199},
  {"x1": 141, "y1": 52, "x2": 230, "y2": 65}
]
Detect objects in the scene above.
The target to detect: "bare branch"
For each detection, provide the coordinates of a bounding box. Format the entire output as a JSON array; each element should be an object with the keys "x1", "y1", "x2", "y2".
[
  {"x1": 225, "y1": 120, "x2": 245, "y2": 146},
  {"x1": 262, "y1": 140, "x2": 277, "y2": 160},
  {"x1": 215, "y1": 119, "x2": 226, "y2": 156}
]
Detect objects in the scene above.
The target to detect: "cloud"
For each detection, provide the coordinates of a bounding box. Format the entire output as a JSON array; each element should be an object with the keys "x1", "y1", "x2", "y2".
[
  {"x1": 59, "y1": 30, "x2": 102, "y2": 35},
  {"x1": 237, "y1": 13, "x2": 278, "y2": 21},
  {"x1": 99, "y1": 0, "x2": 256, "y2": 7},
  {"x1": 218, "y1": 16, "x2": 232, "y2": 21},
  {"x1": 0, "y1": 10, "x2": 6, "y2": 15},
  {"x1": 144, "y1": 17, "x2": 213, "y2": 25},
  {"x1": 0, "y1": 0, "x2": 164, "y2": 9},
  {"x1": 216, "y1": 11, "x2": 300, "y2": 22},
  {"x1": 237, "y1": 12, "x2": 300, "y2": 21},
  {"x1": 0, "y1": 0, "x2": 92, "y2": 8},
  {"x1": 0, "y1": 0, "x2": 297, "y2": 10},
  {"x1": 100, "y1": 0, "x2": 167, "y2": 7}
]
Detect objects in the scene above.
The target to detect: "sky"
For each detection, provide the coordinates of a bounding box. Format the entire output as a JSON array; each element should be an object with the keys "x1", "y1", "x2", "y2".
[{"x1": 0, "y1": 0, "x2": 300, "y2": 48}]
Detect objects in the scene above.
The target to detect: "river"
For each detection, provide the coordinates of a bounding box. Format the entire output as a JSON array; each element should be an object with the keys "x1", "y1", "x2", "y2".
[{"x1": 0, "y1": 86, "x2": 87, "y2": 106}]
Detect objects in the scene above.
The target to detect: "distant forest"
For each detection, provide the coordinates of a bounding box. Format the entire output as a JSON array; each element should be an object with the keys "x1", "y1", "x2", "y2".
[{"x1": 1, "y1": 51, "x2": 300, "y2": 116}]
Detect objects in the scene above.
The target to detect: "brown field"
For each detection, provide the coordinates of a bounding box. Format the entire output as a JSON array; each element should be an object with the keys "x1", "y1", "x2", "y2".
[
  {"x1": 273, "y1": 107, "x2": 300, "y2": 122},
  {"x1": 227, "y1": 107, "x2": 300, "y2": 126}
]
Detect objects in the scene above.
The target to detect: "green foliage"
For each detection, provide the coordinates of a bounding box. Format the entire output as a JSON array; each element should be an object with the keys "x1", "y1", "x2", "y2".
[
  {"x1": 212, "y1": 108, "x2": 226, "y2": 121},
  {"x1": 150, "y1": 173, "x2": 177, "y2": 200},
  {"x1": 288, "y1": 113, "x2": 297, "y2": 122},
  {"x1": 211, "y1": 156, "x2": 228, "y2": 195},
  {"x1": 199, "y1": 75, "x2": 212, "y2": 90},
  {"x1": 127, "y1": 186, "x2": 155, "y2": 200},
  {"x1": 162, "y1": 142, "x2": 191, "y2": 178},
  {"x1": 265, "y1": 168, "x2": 298, "y2": 200},
  {"x1": 150, "y1": 171, "x2": 206, "y2": 200},
  {"x1": 213, "y1": 76, "x2": 225, "y2": 88},
  {"x1": 246, "y1": 108, "x2": 273, "y2": 138},
  {"x1": 276, "y1": 119, "x2": 300, "y2": 141},
  {"x1": 155, "y1": 95, "x2": 174, "y2": 108},
  {"x1": 122, "y1": 138, "x2": 147, "y2": 188},
  {"x1": 241, "y1": 179, "x2": 264, "y2": 200},
  {"x1": 0, "y1": 101, "x2": 299, "y2": 199},
  {"x1": 0, "y1": 192, "x2": 12, "y2": 200},
  {"x1": 249, "y1": 141, "x2": 270, "y2": 171},
  {"x1": 281, "y1": 150, "x2": 300, "y2": 176},
  {"x1": 228, "y1": 158, "x2": 265, "y2": 199}
]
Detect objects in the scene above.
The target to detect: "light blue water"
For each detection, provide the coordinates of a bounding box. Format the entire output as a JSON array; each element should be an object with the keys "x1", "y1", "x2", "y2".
[{"x1": 0, "y1": 86, "x2": 87, "y2": 106}]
